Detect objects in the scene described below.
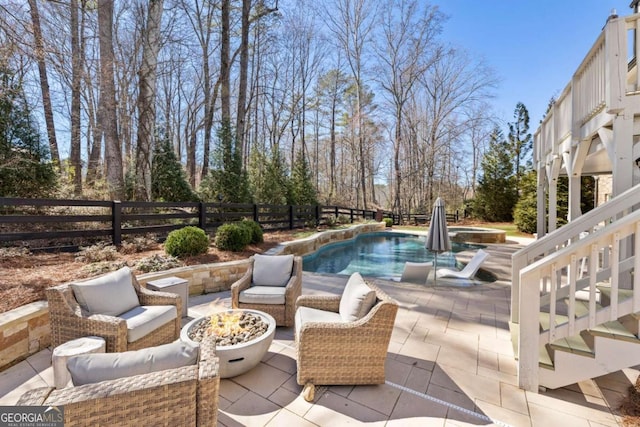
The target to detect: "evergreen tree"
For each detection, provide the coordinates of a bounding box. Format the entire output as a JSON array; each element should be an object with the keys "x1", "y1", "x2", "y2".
[
  {"x1": 151, "y1": 135, "x2": 198, "y2": 201},
  {"x1": 513, "y1": 169, "x2": 537, "y2": 233},
  {"x1": 0, "y1": 63, "x2": 56, "y2": 197},
  {"x1": 508, "y1": 102, "x2": 532, "y2": 187},
  {"x1": 199, "y1": 120, "x2": 251, "y2": 203},
  {"x1": 248, "y1": 148, "x2": 290, "y2": 205},
  {"x1": 290, "y1": 150, "x2": 317, "y2": 205},
  {"x1": 472, "y1": 126, "x2": 517, "y2": 222}
]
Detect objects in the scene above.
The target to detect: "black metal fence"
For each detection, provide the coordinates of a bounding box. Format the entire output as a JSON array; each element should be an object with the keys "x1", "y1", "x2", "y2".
[{"x1": 0, "y1": 198, "x2": 383, "y2": 250}]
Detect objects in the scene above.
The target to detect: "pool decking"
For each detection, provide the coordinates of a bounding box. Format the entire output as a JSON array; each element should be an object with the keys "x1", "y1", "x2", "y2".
[{"x1": 0, "y1": 237, "x2": 632, "y2": 426}]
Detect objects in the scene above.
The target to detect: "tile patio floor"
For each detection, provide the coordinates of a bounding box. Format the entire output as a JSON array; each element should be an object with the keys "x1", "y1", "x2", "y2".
[{"x1": 0, "y1": 238, "x2": 635, "y2": 426}]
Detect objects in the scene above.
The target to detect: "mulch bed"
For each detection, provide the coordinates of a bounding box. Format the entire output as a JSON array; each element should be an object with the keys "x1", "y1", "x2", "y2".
[{"x1": 0, "y1": 230, "x2": 297, "y2": 314}]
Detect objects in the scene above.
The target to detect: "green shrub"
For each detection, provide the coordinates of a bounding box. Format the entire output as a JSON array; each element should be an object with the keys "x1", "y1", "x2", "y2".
[
  {"x1": 164, "y1": 226, "x2": 210, "y2": 258},
  {"x1": 215, "y1": 223, "x2": 251, "y2": 252},
  {"x1": 382, "y1": 217, "x2": 393, "y2": 227},
  {"x1": 235, "y1": 221, "x2": 253, "y2": 245},
  {"x1": 241, "y1": 219, "x2": 264, "y2": 244}
]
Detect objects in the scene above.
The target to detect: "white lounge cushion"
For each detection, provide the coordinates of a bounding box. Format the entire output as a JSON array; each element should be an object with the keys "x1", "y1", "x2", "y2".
[
  {"x1": 119, "y1": 305, "x2": 177, "y2": 343},
  {"x1": 67, "y1": 340, "x2": 199, "y2": 386},
  {"x1": 339, "y1": 272, "x2": 377, "y2": 322},
  {"x1": 252, "y1": 254, "x2": 294, "y2": 287},
  {"x1": 70, "y1": 267, "x2": 140, "y2": 316},
  {"x1": 295, "y1": 306, "x2": 344, "y2": 341},
  {"x1": 239, "y1": 286, "x2": 286, "y2": 305}
]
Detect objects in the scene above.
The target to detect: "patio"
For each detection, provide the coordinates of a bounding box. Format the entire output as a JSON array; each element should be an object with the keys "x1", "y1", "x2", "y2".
[{"x1": 0, "y1": 238, "x2": 632, "y2": 426}]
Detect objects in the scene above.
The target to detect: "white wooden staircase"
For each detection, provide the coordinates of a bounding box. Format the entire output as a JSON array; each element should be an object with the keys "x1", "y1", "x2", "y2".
[
  {"x1": 512, "y1": 184, "x2": 640, "y2": 392},
  {"x1": 517, "y1": 9, "x2": 640, "y2": 392}
]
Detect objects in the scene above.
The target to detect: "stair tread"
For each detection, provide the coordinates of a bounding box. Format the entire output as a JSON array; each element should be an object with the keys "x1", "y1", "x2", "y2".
[
  {"x1": 590, "y1": 320, "x2": 639, "y2": 342},
  {"x1": 596, "y1": 286, "x2": 634, "y2": 300},
  {"x1": 549, "y1": 334, "x2": 594, "y2": 357},
  {"x1": 539, "y1": 345, "x2": 553, "y2": 369},
  {"x1": 539, "y1": 312, "x2": 569, "y2": 331},
  {"x1": 569, "y1": 299, "x2": 601, "y2": 318}
]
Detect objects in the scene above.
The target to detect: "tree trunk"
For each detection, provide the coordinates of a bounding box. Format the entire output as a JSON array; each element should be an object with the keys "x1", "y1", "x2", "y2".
[
  {"x1": 28, "y1": 0, "x2": 60, "y2": 167},
  {"x1": 97, "y1": 0, "x2": 123, "y2": 199},
  {"x1": 393, "y1": 108, "x2": 402, "y2": 220},
  {"x1": 220, "y1": 0, "x2": 230, "y2": 123},
  {"x1": 235, "y1": 0, "x2": 250, "y2": 157},
  {"x1": 135, "y1": 0, "x2": 164, "y2": 201},
  {"x1": 84, "y1": 0, "x2": 102, "y2": 187},
  {"x1": 69, "y1": 0, "x2": 82, "y2": 195}
]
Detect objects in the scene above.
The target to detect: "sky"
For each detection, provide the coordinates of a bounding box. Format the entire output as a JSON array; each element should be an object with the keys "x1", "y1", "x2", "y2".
[{"x1": 437, "y1": 0, "x2": 636, "y2": 129}]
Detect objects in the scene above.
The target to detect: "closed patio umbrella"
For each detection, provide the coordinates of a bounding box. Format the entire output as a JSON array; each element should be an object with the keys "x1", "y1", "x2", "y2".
[{"x1": 425, "y1": 197, "x2": 451, "y2": 285}]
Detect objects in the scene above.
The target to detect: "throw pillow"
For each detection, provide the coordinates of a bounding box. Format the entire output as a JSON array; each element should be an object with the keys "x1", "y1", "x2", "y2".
[
  {"x1": 339, "y1": 272, "x2": 377, "y2": 322},
  {"x1": 67, "y1": 340, "x2": 200, "y2": 386}
]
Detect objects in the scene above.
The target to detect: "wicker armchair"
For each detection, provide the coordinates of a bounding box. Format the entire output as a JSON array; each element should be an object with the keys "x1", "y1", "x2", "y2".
[
  {"x1": 46, "y1": 267, "x2": 182, "y2": 353},
  {"x1": 295, "y1": 277, "x2": 398, "y2": 401},
  {"x1": 231, "y1": 255, "x2": 302, "y2": 327},
  {"x1": 17, "y1": 336, "x2": 220, "y2": 427}
]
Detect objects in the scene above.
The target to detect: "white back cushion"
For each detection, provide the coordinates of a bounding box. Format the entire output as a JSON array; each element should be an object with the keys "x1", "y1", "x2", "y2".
[
  {"x1": 252, "y1": 254, "x2": 294, "y2": 287},
  {"x1": 70, "y1": 266, "x2": 140, "y2": 316},
  {"x1": 339, "y1": 272, "x2": 377, "y2": 322},
  {"x1": 67, "y1": 340, "x2": 199, "y2": 386}
]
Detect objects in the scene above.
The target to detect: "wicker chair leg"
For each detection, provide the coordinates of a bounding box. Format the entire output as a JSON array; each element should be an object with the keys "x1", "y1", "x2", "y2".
[{"x1": 302, "y1": 382, "x2": 315, "y2": 402}]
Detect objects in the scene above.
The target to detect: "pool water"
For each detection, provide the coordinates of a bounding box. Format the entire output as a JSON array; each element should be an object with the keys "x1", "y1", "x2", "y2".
[{"x1": 302, "y1": 232, "x2": 484, "y2": 279}]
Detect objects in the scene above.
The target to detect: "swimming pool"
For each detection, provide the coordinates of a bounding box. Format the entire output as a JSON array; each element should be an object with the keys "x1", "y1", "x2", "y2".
[{"x1": 302, "y1": 232, "x2": 484, "y2": 279}]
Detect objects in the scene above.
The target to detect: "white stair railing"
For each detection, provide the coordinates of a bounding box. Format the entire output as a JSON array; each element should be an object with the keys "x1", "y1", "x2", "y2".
[
  {"x1": 517, "y1": 208, "x2": 640, "y2": 392},
  {"x1": 511, "y1": 184, "x2": 640, "y2": 325}
]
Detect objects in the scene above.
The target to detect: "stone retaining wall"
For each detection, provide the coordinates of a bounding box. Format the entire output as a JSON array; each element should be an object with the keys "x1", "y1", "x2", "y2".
[
  {"x1": 0, "y1": 301, "x2": 50, "y2": 370},
  {"x1": 0, "y1": 222, "x2": 384, "y2": 371}
]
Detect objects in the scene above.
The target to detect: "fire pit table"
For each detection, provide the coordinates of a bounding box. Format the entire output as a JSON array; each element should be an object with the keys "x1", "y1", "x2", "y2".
[{"x1": 180, "y1": 309, "x2": 276, "y2": 378}]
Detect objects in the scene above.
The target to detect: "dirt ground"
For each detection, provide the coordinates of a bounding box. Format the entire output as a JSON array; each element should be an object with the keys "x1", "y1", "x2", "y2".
[{"x1": 0, "y1": 230, "x2": 299, "y2": 314}]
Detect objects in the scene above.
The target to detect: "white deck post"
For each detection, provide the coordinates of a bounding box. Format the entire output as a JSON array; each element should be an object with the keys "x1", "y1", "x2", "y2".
[{"x1": 518, "y1": 268, "x2": 541, "y2": 392}]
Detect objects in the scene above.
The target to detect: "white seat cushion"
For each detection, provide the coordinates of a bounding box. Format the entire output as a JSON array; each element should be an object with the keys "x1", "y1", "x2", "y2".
[
  {"x1": 71, "y1": 267, "x2": 140, "y2": 316},
  {"x1": 339, "y1": 272, "x2": 377, "y2": 322},
  {"x1": 119, "y1": 305, "x2": 177, "y2": 343},
  {"x1": 239, "y1": 286, "x2": 286, "y2": 305},
  {"x1": 67, "y1": 340, "x2": 199, "y2": 386},
  {"x1": 252, "y1": 254, "x2": 294, "y2": 287},
  {"x1": 295, "y1": 306, "x2": 344, "y2": 341}
]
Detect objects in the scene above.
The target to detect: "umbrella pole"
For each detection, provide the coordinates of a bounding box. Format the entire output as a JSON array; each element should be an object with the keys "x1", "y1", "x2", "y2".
[{"x1": 433, "y1": 253, "x2": 438, "y2": 286}]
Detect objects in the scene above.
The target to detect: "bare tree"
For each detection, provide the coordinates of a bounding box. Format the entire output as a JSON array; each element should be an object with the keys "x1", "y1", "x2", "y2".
[
  {"x1": 97, "y1": 0, "x2": 123, "y2": 199},
  {"x1": 374, "y1": 0, "x2": 443, "y2": 219},
  {"x1": 418, "y1": 47, "x2": 496, "y2": 208},
  {"x1": 323, "y1": 0, "x2": 377, "y2": 209},
  {"x1": 69, "y1": 0, "x2": 82, "y2": 195},
  {"x1": 135, "y1": 0, "x2": 164, "y2": 200},
  {"x1": 316, "y1": 66, "x2": 349, "y2": 201},
  {"x1": 220, "y1": 0, "x2": 231, "y2": 124},
  {"x1": 28, "y1": 0, "x2": 60, "y2": 167}
]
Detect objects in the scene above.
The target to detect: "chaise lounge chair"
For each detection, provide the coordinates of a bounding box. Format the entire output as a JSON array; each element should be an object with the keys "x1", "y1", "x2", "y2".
[
  {"x1": 400, "y1": 261, "x2": 433, "y2": 284},
  {"x1": 436, "y1": 249, "x2": 489, "y2": 279}
]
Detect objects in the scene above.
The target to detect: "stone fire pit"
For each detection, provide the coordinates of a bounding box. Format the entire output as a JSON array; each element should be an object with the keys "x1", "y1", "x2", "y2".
[{"x1": 180, "y1": 309, "x2": 276, "y2": 378}]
